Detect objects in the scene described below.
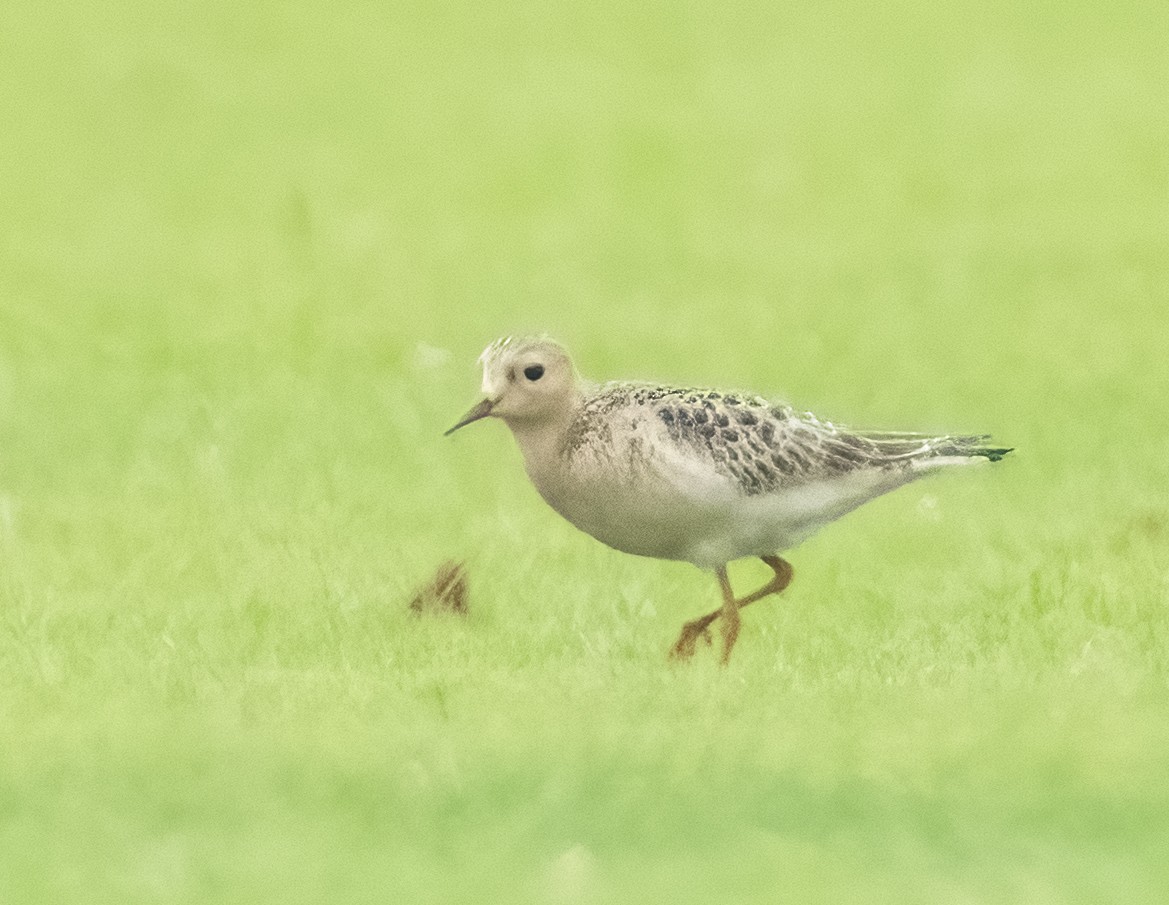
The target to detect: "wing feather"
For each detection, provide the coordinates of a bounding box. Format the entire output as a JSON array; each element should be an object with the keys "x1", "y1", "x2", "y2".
[{"x1": 603, "y1": 382, "x2": 1011, "y2": 495}]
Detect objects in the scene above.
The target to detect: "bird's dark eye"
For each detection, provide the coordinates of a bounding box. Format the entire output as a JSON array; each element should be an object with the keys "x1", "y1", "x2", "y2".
[{"x1": 523, "y1": 364, "x2": 545, "y2": 382}]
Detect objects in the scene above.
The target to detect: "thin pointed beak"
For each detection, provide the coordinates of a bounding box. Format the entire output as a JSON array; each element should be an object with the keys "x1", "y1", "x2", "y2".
[{"x1": 444, "y1": 398, "x2": 495, "y2": 436}]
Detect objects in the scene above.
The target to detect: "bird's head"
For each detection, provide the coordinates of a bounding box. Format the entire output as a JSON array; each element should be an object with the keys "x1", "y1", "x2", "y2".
[{"x1": 445, "y1": 336, "x2": 579, "y2": 436}]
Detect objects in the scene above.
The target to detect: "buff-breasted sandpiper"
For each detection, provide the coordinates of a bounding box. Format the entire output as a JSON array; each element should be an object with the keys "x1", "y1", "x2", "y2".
[{"x1": 446, "y1": 336, "x2": 1011, "y2": 664}]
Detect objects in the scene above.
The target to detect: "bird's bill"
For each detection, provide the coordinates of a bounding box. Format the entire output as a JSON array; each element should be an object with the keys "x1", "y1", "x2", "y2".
[{"x1": 444, "y1": 398, "x2": 495, "y2": 436}]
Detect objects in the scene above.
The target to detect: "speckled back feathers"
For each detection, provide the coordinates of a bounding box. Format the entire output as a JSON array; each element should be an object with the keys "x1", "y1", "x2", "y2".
[{"x1": 564, "y1": 381, "x2": 1009, "y2": 498}]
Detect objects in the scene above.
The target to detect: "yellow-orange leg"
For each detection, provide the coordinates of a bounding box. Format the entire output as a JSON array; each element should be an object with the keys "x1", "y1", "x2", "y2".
[
  {"x1": 669, "y1": 555, "x2": 794, "y2": 663},
  {"x1": 716, "y1": 567, "x2": 740, "y2": 665}
]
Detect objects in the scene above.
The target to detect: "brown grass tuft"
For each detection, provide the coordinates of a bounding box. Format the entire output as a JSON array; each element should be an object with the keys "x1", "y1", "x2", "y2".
[{"x1": 408, "y1": 560, "x2": 469, "y2": 616}]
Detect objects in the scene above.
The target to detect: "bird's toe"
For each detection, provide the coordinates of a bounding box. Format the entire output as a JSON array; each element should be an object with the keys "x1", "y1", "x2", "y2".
[{"x1": 668, "y1": 620, "x2": 715, "y2": 661}]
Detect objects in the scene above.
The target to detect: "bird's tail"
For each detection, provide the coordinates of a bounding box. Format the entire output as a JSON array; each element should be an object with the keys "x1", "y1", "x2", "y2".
[
  {"x1": 900, "y1": 435, "x2": 1014, "y2": 474},
  {"x1": 928, "y1": 435, "x2": 1014, "y2": 463},
  {"x1": 846, "y1": 430, "x2": 1014, "y2": 470}
]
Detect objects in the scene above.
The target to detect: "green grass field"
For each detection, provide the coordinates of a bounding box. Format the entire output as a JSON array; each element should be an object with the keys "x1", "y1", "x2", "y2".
[{"x1": 3, "y1": 1, "x2": 1169, "y2": 901}]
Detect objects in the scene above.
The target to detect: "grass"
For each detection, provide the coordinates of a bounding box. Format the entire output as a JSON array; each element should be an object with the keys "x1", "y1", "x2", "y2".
[{"x1": 3, "y1": 0, "x2": 1169, "y2": 901}]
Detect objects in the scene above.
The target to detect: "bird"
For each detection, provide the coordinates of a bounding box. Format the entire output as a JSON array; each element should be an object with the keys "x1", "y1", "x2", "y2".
[{"x1": 445, "y1": 336, "x2": 1011, "y2": 664}]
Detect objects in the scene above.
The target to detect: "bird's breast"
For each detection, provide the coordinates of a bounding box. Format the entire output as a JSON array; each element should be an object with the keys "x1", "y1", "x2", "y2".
[{"x1": 516, "y1": 437, "x2": 725, "y2": 562}]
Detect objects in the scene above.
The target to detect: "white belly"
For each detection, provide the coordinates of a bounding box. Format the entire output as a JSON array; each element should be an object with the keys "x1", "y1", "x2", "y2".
[{"x1": 525, "y1": 446, "x2": 917, "y2": 570}]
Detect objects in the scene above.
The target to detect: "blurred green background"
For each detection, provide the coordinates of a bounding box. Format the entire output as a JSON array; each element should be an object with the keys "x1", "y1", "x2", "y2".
[{"x1": 2, "y1": 1, "x2": 1168, "y2": 902}]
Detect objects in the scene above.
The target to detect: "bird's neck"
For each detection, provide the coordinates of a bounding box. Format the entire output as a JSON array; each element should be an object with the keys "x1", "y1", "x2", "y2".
[{"x1": 504, "y1": 396, "x2": 581, "y2": 481}]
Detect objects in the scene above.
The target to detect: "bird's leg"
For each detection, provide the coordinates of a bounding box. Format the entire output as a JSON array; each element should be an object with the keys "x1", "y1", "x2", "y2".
[
  {"x1": 751, "y1": 555, "x2": 794, "y2": 601},
  {"x1": 668, "y1": 567, "x2": 740, "y2": 664},
  {"x1": 716, "y1": 567, "x2": 740, "y2": 665},
  {"x1": 669, "y1": 556, "x2": 794, "y2": 662}
]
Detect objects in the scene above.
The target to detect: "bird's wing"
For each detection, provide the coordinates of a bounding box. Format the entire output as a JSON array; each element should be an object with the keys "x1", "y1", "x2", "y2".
[{"x1": 610, "y1": 383, "x2": 1007, "y2": 497}]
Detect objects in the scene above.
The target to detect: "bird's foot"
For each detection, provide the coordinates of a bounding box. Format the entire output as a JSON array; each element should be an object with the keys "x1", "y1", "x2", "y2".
[{"x1": 668, "y1": 619, "x2": 714, "y2": 661}]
